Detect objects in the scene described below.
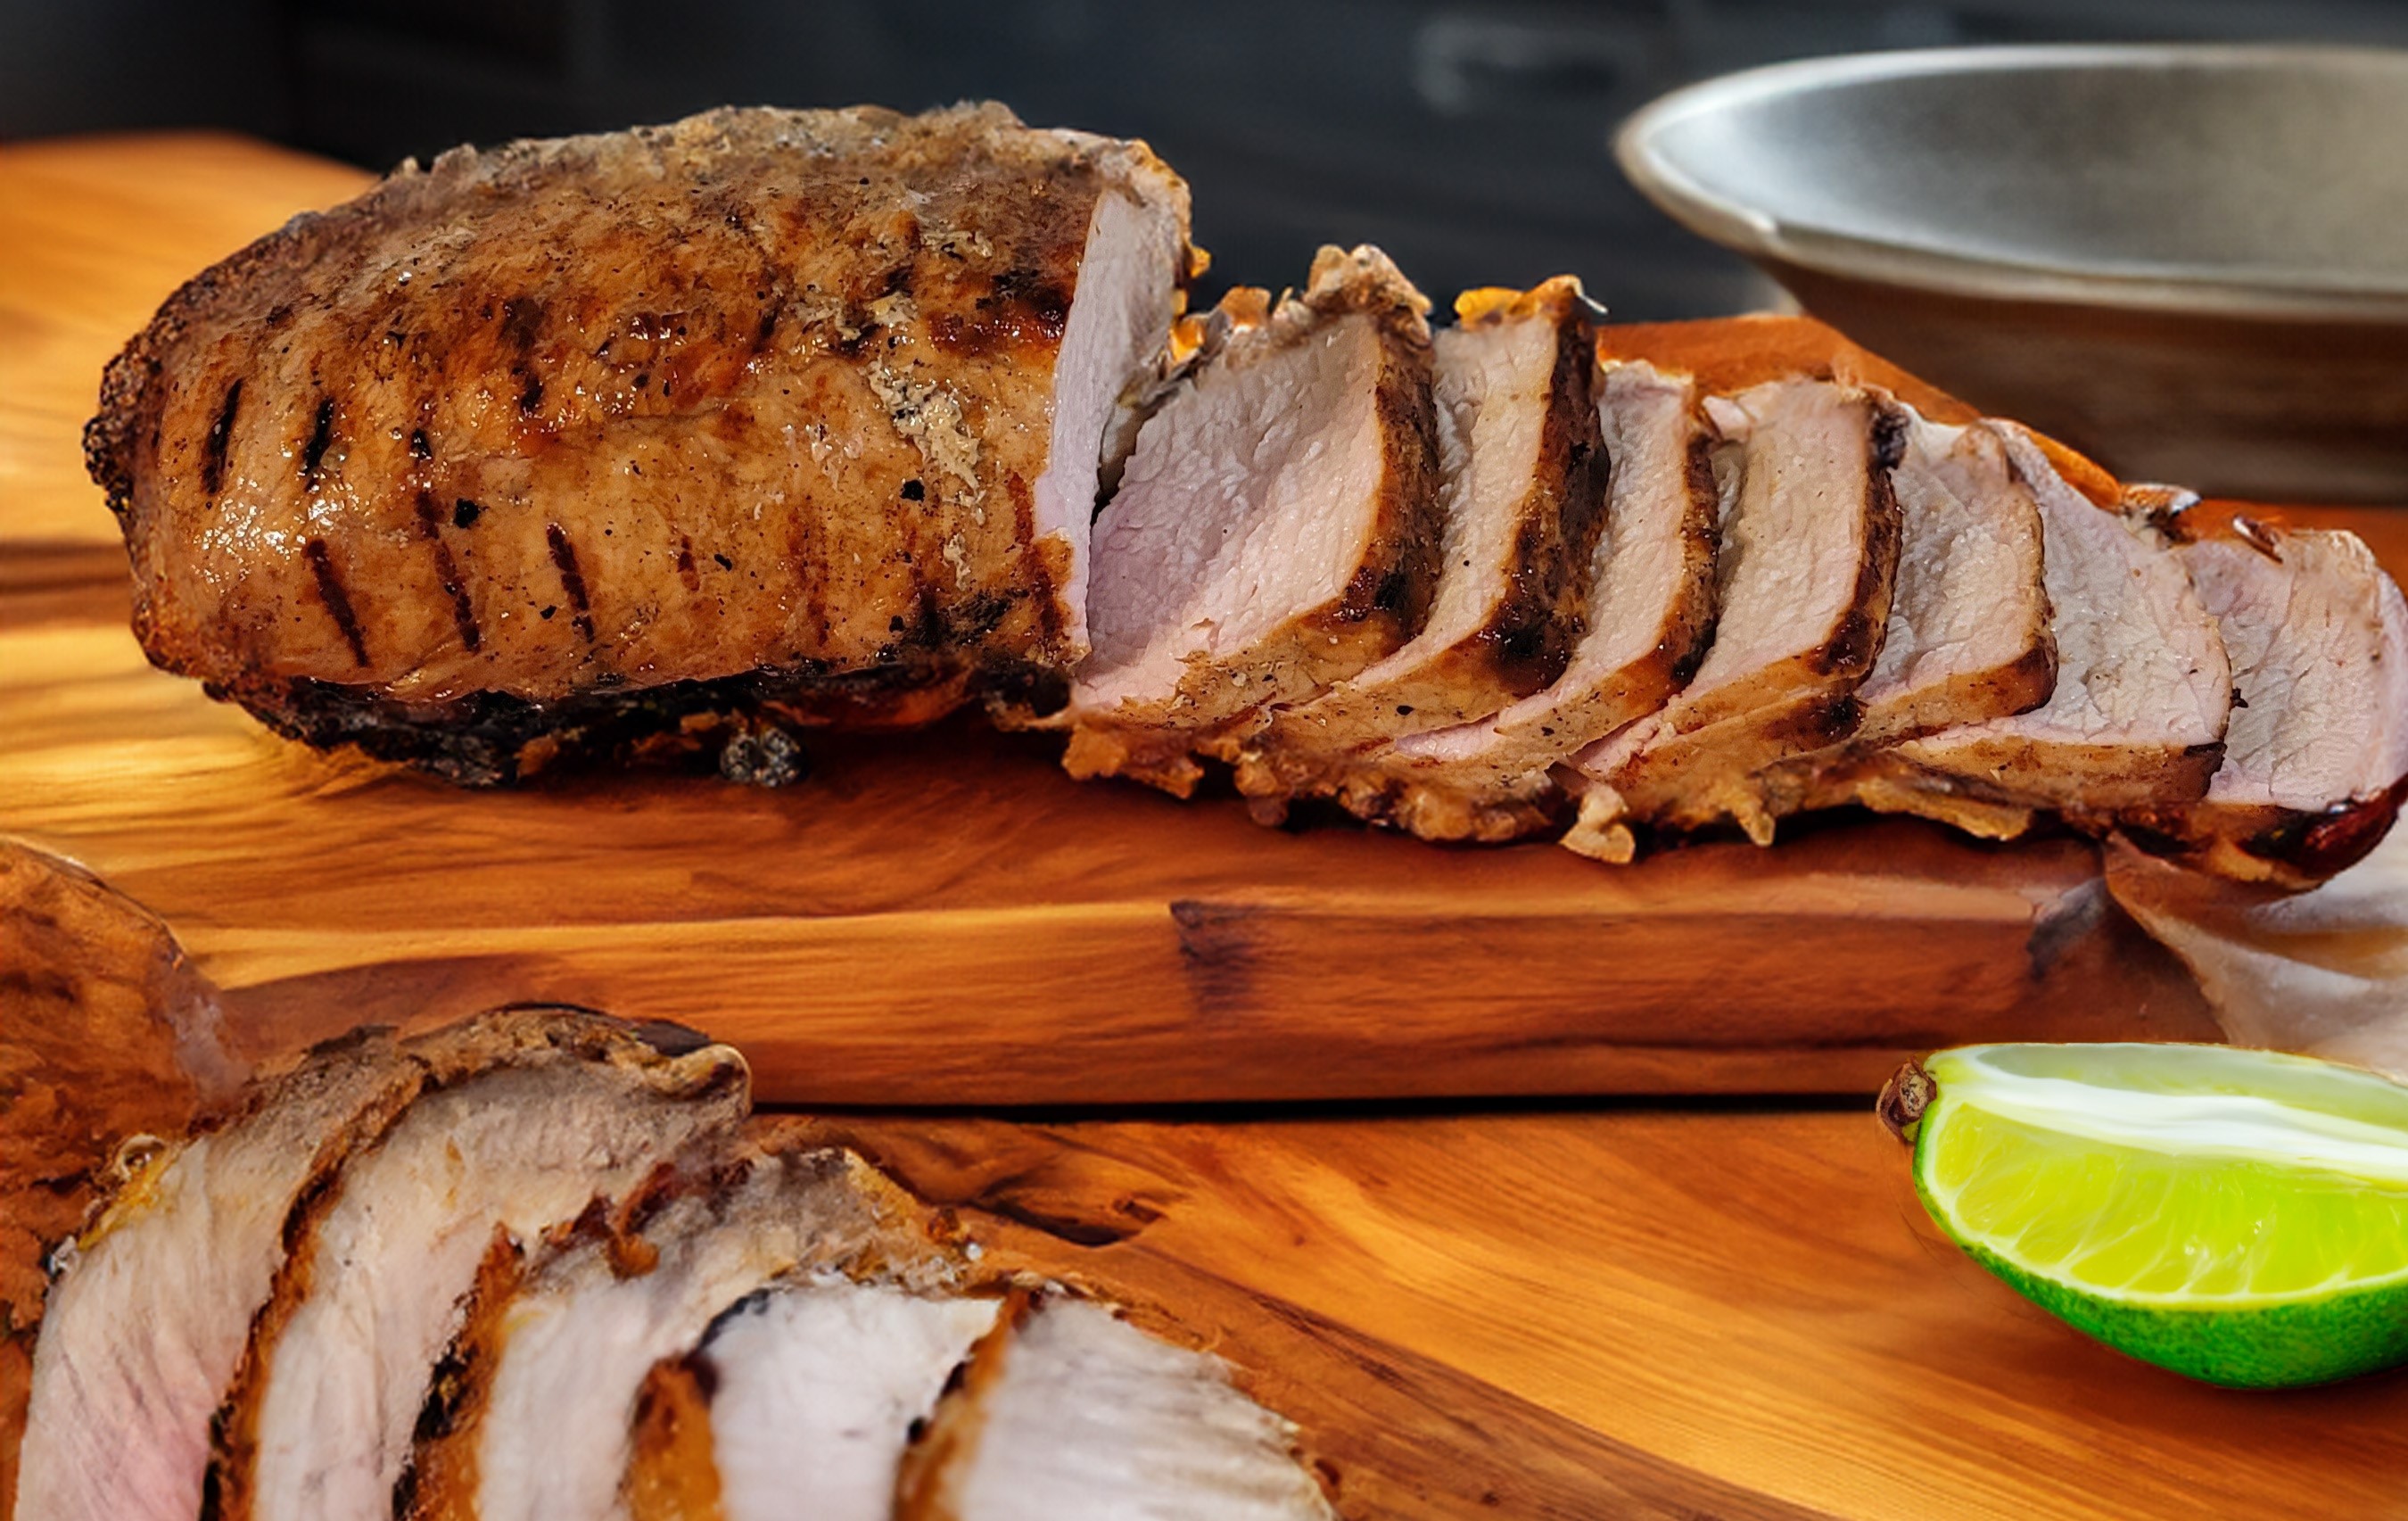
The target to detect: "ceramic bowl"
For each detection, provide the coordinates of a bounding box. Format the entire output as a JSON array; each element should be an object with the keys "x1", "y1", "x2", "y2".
[{"x1": 1616, "y1": 45, "x2": 2408, "y2": 503}]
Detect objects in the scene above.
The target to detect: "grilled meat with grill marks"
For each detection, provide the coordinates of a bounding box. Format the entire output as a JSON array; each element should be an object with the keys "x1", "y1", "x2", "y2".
[{"x1": 88, "y1": 103, "x2": 1191, "y2": 783}]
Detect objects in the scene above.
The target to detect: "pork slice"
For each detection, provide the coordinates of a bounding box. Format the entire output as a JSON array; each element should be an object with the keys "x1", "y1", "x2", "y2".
[
  {"x1": 892, "y1": 1294, "x2": 1334, "y2": 1521},
  {"x1": 1563, "y1": 377, "x2": 1906, "y2": 860},
  {"x1": 2120, "y1": 525, "x2": 2408, "y2": 886},
  {"x1": 1751, "y1": 413, "x2": 2058, "y2": 814},
  {"x1": 1361, "y1": 360, "x2": 1720, "y2": 840},
  {"x1": 1226, "y1": 278, "x2": 1602, "y2": 819},
  {"x1": 203, "y1": 1012, "x2": 750, "y2": 1521},
  {"x1": 679, "y1": 1282, "x2": 1003, "y2": 1521},
  {"x1": 92, "y1": 103, "x2": 1192, "y2": 782},
  {"x1": 399, "y1": 1139, "x2": 957, "y2": 1521},
  {"x1": 17, "y1": 1029, "x2": 414, "y2": 1521},
  {"x1": 1859, "y1": 424, "x2": 2231, "y2": 833},
  {"x1": 1063, "y1": 244, "x2": 1444, "y2": 795}
]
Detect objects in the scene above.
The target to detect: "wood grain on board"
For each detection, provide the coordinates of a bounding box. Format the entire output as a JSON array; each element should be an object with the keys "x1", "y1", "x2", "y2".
[{"x1": 3, "y1": 133, "x2": 2402, "y2": 1109}]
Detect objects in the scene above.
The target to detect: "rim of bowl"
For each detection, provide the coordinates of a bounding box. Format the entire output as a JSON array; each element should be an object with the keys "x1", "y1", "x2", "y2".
[{"x1": 1614, "y1": 43, "x2": 2408, "y2": 322}]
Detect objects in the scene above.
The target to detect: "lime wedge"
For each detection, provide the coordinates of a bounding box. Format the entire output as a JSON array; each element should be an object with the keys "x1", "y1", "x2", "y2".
[{"x1": 1893, "y1": 1043, "x2": 2408, "y2": 1388}]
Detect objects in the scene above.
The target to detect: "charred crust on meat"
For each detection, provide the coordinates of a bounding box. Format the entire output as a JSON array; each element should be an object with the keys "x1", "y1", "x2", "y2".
[
  {"x1": 201, "y1": 379, "x2": 242, "y2": 499},
  {"x1": 408, "y1": 426, "x2": 432, "y2": 461},
  {"x1": 544, "y1": 523, "x2": 598, "y2": 642},
  {"x1": 2231, "y1": 514, "x2": 2286, "y2": 563},
  {"x1": 299, "y1": 396, "x2": 335, "y2": 483},
  {"x1": 452, "y1": 497, "x2": 482, "y2": 529},
  {"x1": 412, "y1": 491, "x2": 482, "y2": 651},
  {"x1": 301, "y1": 538, "x2": 371, "y2": 667}
]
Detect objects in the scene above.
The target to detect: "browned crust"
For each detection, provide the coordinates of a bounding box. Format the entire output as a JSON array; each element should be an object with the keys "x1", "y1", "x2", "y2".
[
  {"x1": 623, "y1": 1355, "x2": 729, "y2": 1521},
  {"x1": 2119, "y1": 774, "x2": 2408, "y2": 889},
  {"x1": 891, "y1": 1286, "x2": 1035, "y2": 1521},
  {"x1": 201, "y1": 1010, "x2": 748, "y2": 1520},
  {"x1": 1425, "y1": 278, "x2": 1604, "y2": 699},
  {"x1": 391, "y1": 1228, "x2": 528, "y2": 1521},
  {"x1": 93, "y1": 103, "x2": 1189, "y2": 784}
]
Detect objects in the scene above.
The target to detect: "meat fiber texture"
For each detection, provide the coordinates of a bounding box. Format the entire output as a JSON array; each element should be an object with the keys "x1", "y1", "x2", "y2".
[
  {"x1": 1751, "y1": 411, "x2": 2058, "y2": 818},
  {"x1": 16, "y1": 1010, "x2": 746, "y2": 1521},
  {"x1": 1564, "y1": 377, "x2": 1908, "y2": 860},
  {"x1": 1063, "y1": 244, "x2": 1445, "y2": 795},
  {"x1": 1852, "y1": 425, "x2": 2233, "y2": 835},
  {"x1": 1227, "y1": 278, "x2": 1604, "y2": 824},
  {"x1": 1367, "y1": 360, "x2": 1721, "y2": 841},
  {"x1": 2122, "y1": 521, "x2": 2408, "y2": 888},
  {"x1": 90, "y1": 103, "x2": 1192, "y2": 783},
  {"x1": 892, "y1": 1294, "x2": 1336, "y2": 1521},
  {"x1": 692, "y1": 1282, "x2": 1002, "y2": 1521},
  {"x1": 398, "y1": 1139, "x2": 961, "y2": 1521}
]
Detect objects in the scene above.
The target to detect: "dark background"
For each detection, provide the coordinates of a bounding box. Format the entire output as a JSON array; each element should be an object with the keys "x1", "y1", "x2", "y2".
[{"x1": 7, "y1": 0, "x2": 2407, "y2": 318}]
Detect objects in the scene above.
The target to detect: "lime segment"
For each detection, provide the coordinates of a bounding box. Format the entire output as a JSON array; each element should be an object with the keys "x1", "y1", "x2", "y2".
[{"x1": 1908, "y1": 1043, "x2": 2408, "y2": 1387}]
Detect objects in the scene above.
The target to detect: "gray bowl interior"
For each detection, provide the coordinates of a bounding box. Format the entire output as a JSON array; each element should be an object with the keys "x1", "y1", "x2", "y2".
[{"x1": 1632, "y1": 48, "x2": 2408, "y2": 302}]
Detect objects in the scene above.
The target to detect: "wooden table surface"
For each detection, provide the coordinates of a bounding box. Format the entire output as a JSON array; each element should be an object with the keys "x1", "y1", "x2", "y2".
[{"x1": 5, "y1": 132, "x2": 2407, "y2": 1518}]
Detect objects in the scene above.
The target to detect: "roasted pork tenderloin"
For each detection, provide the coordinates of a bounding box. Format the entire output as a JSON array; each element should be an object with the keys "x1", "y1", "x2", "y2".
[
  {"x1": 400, "y1": 1137, "x2": 962, "y2": 1521},
  {"x1": 2117, "y1": 517, "x2": 2408, "y2": 887},
  {"x1": 1228, "y1": 278, "x2": 1603, "y2": 824},
  {"x1": 202, "y1": 1013, "x2": 749, "y2": 1521},
  {"x1": 892, "y1": 1293, "x2": 1336, "y2": 1521},
  {"x1": 1062, "y1": 244, "x2": 1444, "y2": 794},
  {"x1": 1563, "y1": 378, "x2": 1907, "y2": 861},
  {"x1": 1750, "y1": 412, "x2": 2058, "y2": 816},
  {"x1": 1841, "y1": 425, "x2": 2232, "y2": 839},
  {"x1": 1365, "y1": 360, "x2": 1721, "y2": 840},
  {"x1": 90, "y1": 103, "x2": 1192, "y2": 782}
]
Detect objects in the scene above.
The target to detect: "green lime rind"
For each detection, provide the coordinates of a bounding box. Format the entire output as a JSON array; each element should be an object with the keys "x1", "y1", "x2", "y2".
[
  {"x1": 1907, "y1": 1043, "x2": 2408, "y2": 1389},
  {"x1": 1913, "y1": 1160, "x2": 2408, "y2": 1388}
]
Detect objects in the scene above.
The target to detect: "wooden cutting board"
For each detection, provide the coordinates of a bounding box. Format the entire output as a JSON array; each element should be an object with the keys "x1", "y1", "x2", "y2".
[
  {"x1": 9, "y1": 133, "x2": 2406, "y2": 1106},
  {"x1": 9, "y1": 134, "x2": 2408, "y2": 1521}
]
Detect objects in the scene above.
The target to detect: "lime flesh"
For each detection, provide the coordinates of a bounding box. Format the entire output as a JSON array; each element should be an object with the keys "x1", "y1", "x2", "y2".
[{"x1": 1909, "y1": 1043, "x2": 2408, "y2": 1388}]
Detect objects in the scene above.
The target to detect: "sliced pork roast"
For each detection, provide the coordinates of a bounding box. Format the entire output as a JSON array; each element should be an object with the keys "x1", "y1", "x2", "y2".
[
  {"x1": 1563, "y1": 378, "x2": 1906, "y2": 861},
  {"x1": 1063, "y1": 244, "x2": 1444, "y2": 794},
  {"x1": 1372, "y1": 360, "x2": 1720, "y2": 840},
  {"x1": 2120, "y1": 522, "x2": 2408, "y2": 887},
  {"x1": 675, "y1": 1281, "x2": 1002, "y2": 1521},
  {"x1": 203, "y1": 1013, "x2": 749, "y2": 1521},
  {"x1": 400, "y1": 1139, "x2": 961, "y2": 1521},
  {"x1": 15, "y1": 1030, "x2": 411, "y2": 1521},
  {"x1": 1752, "y1": 412, "x2": 2057, "y2": 814},
  {"x1": 1228, "y1": 277, "x2": 1604, "y2": 822},
  {"x1": 90, "y1": 103, "x2": 1192, "y2": 782},
  {"x1": 1849, "y1": 425, "x2": 2232, "y2": 838},
  {"x1": 892, "y1": 1294, "x2": 1336, "y2": 1521}
]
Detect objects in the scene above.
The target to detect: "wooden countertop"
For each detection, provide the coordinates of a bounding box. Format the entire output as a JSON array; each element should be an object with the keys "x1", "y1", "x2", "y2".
[{"x1": 4, "y1": 132, "x2": 2405, "y2": 1518}]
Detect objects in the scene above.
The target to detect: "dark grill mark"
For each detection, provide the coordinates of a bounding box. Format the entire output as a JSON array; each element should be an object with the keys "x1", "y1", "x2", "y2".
[
  {"x1": 453, "y1": 498, "x2": 483, "y2": 530},
  {"x1": 545, "y1": 523, "x2": 598, "y2": 641},
  {"x1": 899, "y1": 477, "x2": 925, "y2": 501},
  {"x1": 675, "y1": 536, "x2": 700, "y2": 591},
  {"x1": 408, "y1": 427, "x2": 432, "y2": 461},
  {"x1": 300, "y1": 397, "x2": 335, "y2": 483},
  {"x1": 413, "y1": 491, "x2": 482, "y2": 652},
  {"x1": 518, "y1": 375, "x2": 544, "y2": 414},
  {"x1": 201, "y1": 380, "x2": 242, "y2": 498},
  {"x1": 302, "y1": 537, "x2": 369, "y2": 666},
  {"x1": 499, "y1": 296, "x2": 545, "y2": 352}
]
